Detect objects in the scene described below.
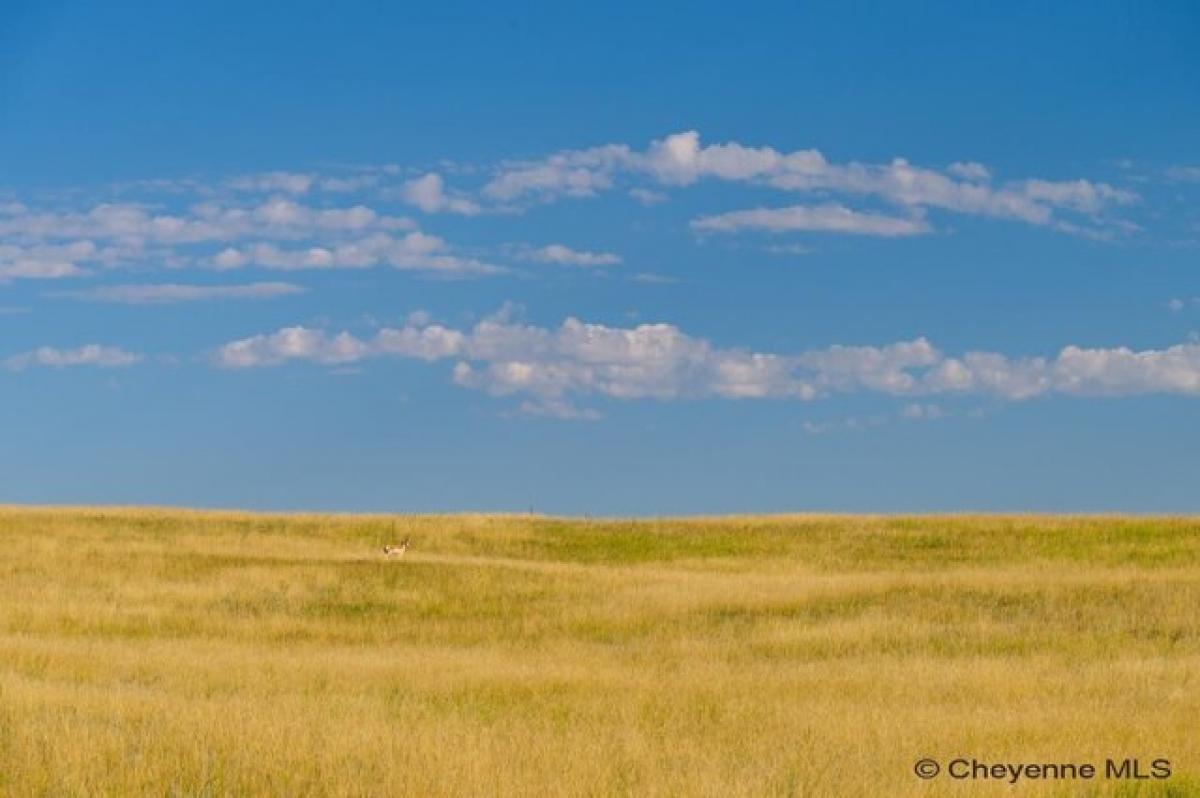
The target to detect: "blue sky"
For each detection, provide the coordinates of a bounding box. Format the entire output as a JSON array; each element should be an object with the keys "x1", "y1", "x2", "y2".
[{"x1": 1, "y1": 1, "x2": 1199, "y2": 513}]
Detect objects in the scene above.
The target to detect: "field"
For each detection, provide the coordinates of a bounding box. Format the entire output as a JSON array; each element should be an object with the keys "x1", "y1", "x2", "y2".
[{"x1": 0, "y1": 508, "x2": 1197, "y2": 796}]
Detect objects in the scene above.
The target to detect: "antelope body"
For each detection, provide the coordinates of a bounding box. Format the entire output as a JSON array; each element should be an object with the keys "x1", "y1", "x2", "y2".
[{"x1": 382, "y1": 537, "x2": 411, "y2": 559}]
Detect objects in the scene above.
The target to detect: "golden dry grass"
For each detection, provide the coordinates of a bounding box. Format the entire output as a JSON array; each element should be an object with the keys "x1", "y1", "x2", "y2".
[{"x1": 0, "y1": 507, "x2": 1197, "y2": 796}]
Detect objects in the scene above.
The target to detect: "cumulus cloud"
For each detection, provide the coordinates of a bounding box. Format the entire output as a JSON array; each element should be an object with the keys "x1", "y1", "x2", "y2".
[
  {"x1": 482, "y1": 144, "x2": 632, "y2": 202},
  {"x1": 213, "y1": 322, "x2": 466, "y2": 369},
  {"x1": 1, "y1": 241, "x2": 97, "y2": 281},
  {"x1": 317, "y1": 173, "x2": 384, "y2": 193},
  {"x1": 1165, "y1": 165, "x2": 1200, "y2": 183},
  {"x1": 764, "y1": 243, "x2": 813, "y2": 256},
  {"x1": 210, "y1": 232, "x2": 501, "y2": 275},
  {"x1": 947, "y1": 162, "x2": 991, "y2": 181},
  {"x1": 0, "y1": 198, "x2": 413, "y2": 252},
  {"x1": 630, "y1": 272, "x2": 678, "y2": 284},
  {"x1": 60, "y1": 282, "x2": 305, "y2": 304},
  {"x1": 901, "y1": 402, "x2": 945, "y2": 420},
  {"x1": 227, "y1": 171, "x2": 315, "y2": 194},
  {"x1": 802, "y1": 415, "x2": 890, "y2": 435},
  {"x1": 691, "y1": 204, "x2": 930, "y2": 236},
  {"x1": 523, "y1": 243, "x2": 622, "y2": 266},
  {"x1": 0, "y1": 131, "x2": 1142, "y2": 289},
  {"x1": 513, "y1": 397, "x2": 603, "y2": 420},
  {"x1": 643, "y1": 131, "x2": 1136, "y2": 224},
  {"x1": 629, "y1": 188, "x2": 667, "y2": 205},
  {"x1": 222, "y1": 167, "x2": 390, "y2": 195},
  {"x1": 212, "y1": 327, "x2": 372, "y2": 368},
  {"x1": 398, "y1": 173, "x2": 481, "y2": 215},
  {"x1": 212, "y1": 313, "x2": 1200, "y2": 417},
  {"x1": 5, "y1": 344, "x2": 143, "y2": 370},
  {"x1": 214, "y1": 314, "x2": 810, "y2": 404},
  {"x1": 480, "y1": 130, "x2": 1136, "y2": 233},
  {"x1": 0, "y1": 192, "x2": 500, "y2": 280},
  {"x1": 0, "y1": 132, "x2": 1147, "y2": 295}
]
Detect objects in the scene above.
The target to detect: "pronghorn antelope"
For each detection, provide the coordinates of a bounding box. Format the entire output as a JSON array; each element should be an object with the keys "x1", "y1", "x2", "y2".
[{"x1": 382, "y1": 537, "x2": 411, "y2": 559}]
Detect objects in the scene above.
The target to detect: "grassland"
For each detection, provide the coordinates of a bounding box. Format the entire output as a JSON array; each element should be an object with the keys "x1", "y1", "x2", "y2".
[{"x1": 0, "y1": 508, "x2": 1197, "y2": 796}]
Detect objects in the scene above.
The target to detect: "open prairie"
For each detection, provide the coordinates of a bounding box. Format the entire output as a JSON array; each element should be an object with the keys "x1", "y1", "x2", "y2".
[{"x1": 0, "y1": 508, "x2": 1197, "y2": 796}]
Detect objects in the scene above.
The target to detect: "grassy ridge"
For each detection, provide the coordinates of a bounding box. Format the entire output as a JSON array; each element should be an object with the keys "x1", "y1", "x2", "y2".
[{"x1": 0, "y1": 508, "x2": 1197, "y2": 795}]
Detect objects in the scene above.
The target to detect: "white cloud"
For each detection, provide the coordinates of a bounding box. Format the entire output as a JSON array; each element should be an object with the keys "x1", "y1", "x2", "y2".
[
  {"x1": 0, "y1": 199, "x2": 413, "y2": 246},
  {"x1": 373, "y1": 324, "x2": 468, "y2": 361},
  {"x1": 215, "y1": 314, "x2": 810, "y2": 404},
  {"x1": 213, "y1": 322, "x2": 465, "y2": 368},
  {"x1": 514, "y1": 398, "x2": 602, "y2": 420},
  {"x1": 630, "y1": 272, "x2": 678, "y2": 284},
  {"x1": 212, "y1": 327, "x2": 371, "y2": 368},
  {"x1": 0, "y1": 190, "x2": 506, "y2": 280},
  {"x1": 1016, "y1": 179, "x2": 1133, "y2": 214},
  {"x1": 646, "y1": 131, "x2": 1136, "y2": 225},
  {"x1": 480, "y1": 130, "x2": 1136, "y2": 233},
  {"x1": 524, "y1": 243, "x2": 621, "y2": 266},
  {"x1": 60, "y1": 282, "x2": 306, "y2": 304},
  {"x1": 227, "y1": 171, "x2": 315, "y2": 194},
  {"x1": 213, "y1": 313, "x2": 1200, "y2": 416},
  {"x1": 1166, "y1": 297, "x2": 1200, "y2": 313},
  {"x1": 0, "y1": 241, "x2": 96, "y2": 281},
  {"x1": 764, "y1": 243, "x2": 813, "y2": 256},
  {"x1": 245, "y1": 198, "x2": 393, "y2": 231},
  {"x1": 1166, "y1": 165, "x2": 1200, "y2": 183},
  {"x1": 317, "y1": 173, "x2": 383, "y2": 193},
  {"x1": 398, "y1": 173, "x2": 481, "y2": 215},
  {"x1": 796, "y1": 338, "x2": 942, "y2": 394},
  {"x1": 802, "y1": 415, "x2": 888, "y2": 435},
  {"x1": 212, "y1": 248, "x2": 250, "y2": 270},
  {"x1": 210, "y1": 232, "x2": 501, "y2": 275},
  {"x1": 0, "y1": 132, "x2": 1142, "y2": 289},
  {"x1": 629, "y1": 188, "x2": 667, "y2": 205},
  {"x1": 901, "y1": 402, "x2": 944, "y2": 420},
  {"x1": 947, "y1": 162, "x2": 991, "y2": 181},
  {"x1": 0, "y1": 196, "x2": 478, "y2": 282},
  {"x1": 691, "y1": 204, "x2": 931, "y2": 236},
  {"x1": 5, "y1": 344, "x2": 143, "y2": 370},
  {"x1": 446, "y1": 316, "x2": 790, "y2": 401},
  {"x1": 0, "y1": 133, "x2": 1148, "y2": 298},
  {"x1": 922, "y1": 343, "x2": 1200, "y2": 399},
  {"x1": 482, "y1": 144, "x2": 633, "y2": 201}
]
